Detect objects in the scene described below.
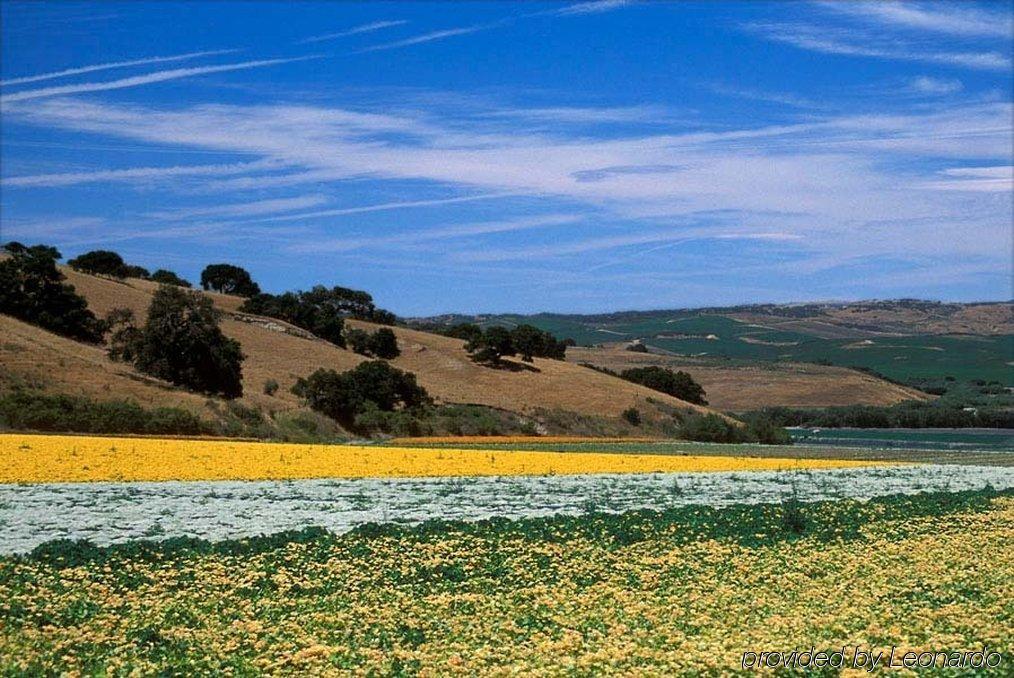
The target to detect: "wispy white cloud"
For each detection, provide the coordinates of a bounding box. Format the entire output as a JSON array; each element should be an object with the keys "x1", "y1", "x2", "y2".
[
  {"x1": 353, "y1": 1, "x2": 634, "y2": 54},
  {"x1": 358, "y1": 25, "x2": 492, "y2": 52},
  {"x1": 298, "y1": 20, "x2": 408, "y2": 44},
  {"x1": 908, "y1": 76, "x2": 963, "y2": 96},
  {"x1": 0, "y1": 56, "x2": 319, "y2": 104},
  {"x1": 7, "y1": 97, "x2": 1010, "y2": 273},
  {"x1": 450, "y1": 227, "x2": 799, "y2": 263},
  {"x1": 0, "y1": 49, "x2": 238, "y2": 87},
  {"x1": 921, "y1": 166, "x2": 1013, "y2": 193},
  {"x1": 819, "y1": 1, "x2": 1013, "y2": 39},
  {"x1": 553, "y1": 0, "x2": 634, "y2": 17},
  {"x1": 289, "y1": 213, "x2": 581, "y2": 253},
  {"x1": 2, "y1": 159, "x2": 282, "y2": 187},
  {"x1": 488, "y1": 105, "x2": 670, "y2": 124},
  {"x1": 247, "y1": 193, "x2": 519, "y2": 223},
  {"x1": 745, "y1": 22, "x2": 1010, "y2": 71},
  {"x1": 144, "y1": 194, "x2": 328, "y2": 220},
  {"x1": 704, "y1": 82, "x2": 817, "y2": 109}
]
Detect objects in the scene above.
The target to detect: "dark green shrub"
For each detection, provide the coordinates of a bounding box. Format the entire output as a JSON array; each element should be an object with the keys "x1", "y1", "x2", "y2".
[
  {"x1": 345, "y1": 328, "x2": 371, "y2": 355},
  {"x1": 368, "y1": 327, "x2": 400, "y2": 359},
  {"x1": 743, "y1": 414, "x2": 793, "y2": 445},
  {"x1": 0, "y1": 391, "x2": 210, "y2": 435},
  {"x1": 679, "y1": 413, "x2": 742, "y2": 443},
  {"x1": 292, "y1": 361, "x2": 431, "y2": 427},
  {"x1": 263, "y1": 379, "x2": 279, "y2": 396},
  {"x1": 622, "y1": 407, "x2": 641, "y2": 426},
  {"x1": 353, "y1": 404, "x2": 430, "y2": 437},
  {"x1": 781, "y1": 496, "x2": 807, "y2": 535},
  {"x1": 434, "y1": 404, "x2": 518, "y2": 436},
  {"x1": 0, "y1": 242, "x2": 107, "y2": 343}
]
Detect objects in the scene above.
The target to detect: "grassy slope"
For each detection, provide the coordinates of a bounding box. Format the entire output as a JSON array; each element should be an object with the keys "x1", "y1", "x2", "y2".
[
  {"x1": 0, "y1": 315, "x2": 210, "y2": 415},
  {"x1": 567, "y1": 345, "x2": 931, "y2": 411},
  {"x1": 14, "y1": 268, "x2": 722, "y2": 423}
]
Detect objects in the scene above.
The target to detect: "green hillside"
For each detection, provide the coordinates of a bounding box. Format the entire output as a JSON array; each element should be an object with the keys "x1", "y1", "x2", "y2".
[{"x1": 411, "y1": 305, "x2": 1014, "y2": 386}]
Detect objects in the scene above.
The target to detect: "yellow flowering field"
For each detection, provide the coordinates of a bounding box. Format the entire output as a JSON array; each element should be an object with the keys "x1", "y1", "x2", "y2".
[
  {"x1": 0, "y1": 433, "x2": 883, "y2": 483},
  {"x1": 390, "y1": 435, "x2": 662, "y2": 444},
  {"x1": 0, "y1": 490, "x2": 1010, "y2": 675}
]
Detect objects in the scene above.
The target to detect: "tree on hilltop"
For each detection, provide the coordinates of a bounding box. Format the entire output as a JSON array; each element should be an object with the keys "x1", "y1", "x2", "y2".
[
  {"x1": 200, "y1": 263, "x2": 261, "y2": 297},
  {"x1": 68, "y1": 250, "x2": 129, "y2": 278},
  {"x1": 151, "y1": 269, "x2": 192, "y2": 287},
  {"x1": 239, "y1": 285, "x2": 398, "y2": 347},
  {"x1": 0, "y1": 241, "x2": 106, "y2": 343}
]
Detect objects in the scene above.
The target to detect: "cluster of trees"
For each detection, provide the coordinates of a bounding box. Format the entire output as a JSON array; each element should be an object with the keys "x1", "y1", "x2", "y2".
[
  {"x1": 619, "y1": 366, "x2": 708, "y2": 405},
  {"x1": 240, "y1": 285, "x2": 397, "y2": 347},
  {"x1": 68, "y1": 250, "x2": 147, "y2": 280},
  {"x1": 107, "y1": 286, "x2": 245, "y2": 398},
  {"x1": 582, "y1": 363, "x2": 708, "y2": 406},
  {"x1": 346, "y1": 327, "x2": 400, "y2": 359},
  {"x1": 291, "y1": 361, "x2": 430, "y2": 428},
  {"x1": 66, "y1": 249, "x2": 192, "y2": 287},
  {"x1": 0, "y1": 242, "x2": 107, "y2": 343},
  {"x1": 749, "y1": 402, "x2": 1014, "y2": 429},
  {"x1": 443, "y1": 323, "x2": 572, "y2": 365}
]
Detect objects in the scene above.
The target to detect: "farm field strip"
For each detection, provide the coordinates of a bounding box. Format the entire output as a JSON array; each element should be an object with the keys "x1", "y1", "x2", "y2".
[
  {"x1": 789, "y1": 427, "x2": 1014, "y2": 452},
  {"x1": 2, "y1": 464, "x2": 1011, "y2": 555},
  {"x1": 384, "y1": 438, "x2": 1014, "y2": 466},
  {"x1": 0, "y1": 434, "x2": 883, "y2": 483}
]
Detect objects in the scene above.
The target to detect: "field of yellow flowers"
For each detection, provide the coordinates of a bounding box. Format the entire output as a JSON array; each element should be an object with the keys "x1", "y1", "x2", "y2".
[
  {"x1": 0, "y1": 433, "x2": 882, "y2": 482},
  {"x1": 390, "y1": 435, "x2": 662, "y2": 444},
  {"x1": 1, "y1": 490, "x2": 1010, "y2": 675}
]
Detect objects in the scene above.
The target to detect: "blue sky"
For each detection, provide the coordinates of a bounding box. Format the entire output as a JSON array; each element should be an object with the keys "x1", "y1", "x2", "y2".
[{"x1": 1, "y1": 1, "x2": 1011, "y2": 315}]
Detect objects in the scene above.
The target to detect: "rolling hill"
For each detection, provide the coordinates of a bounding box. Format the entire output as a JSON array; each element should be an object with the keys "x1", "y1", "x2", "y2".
[
  {"x1": 413, "y1": 300, "x2": 1014, "y2": 386},
  {"x1": 1, "y1": 268, "x2": 724, "y2": 433}
]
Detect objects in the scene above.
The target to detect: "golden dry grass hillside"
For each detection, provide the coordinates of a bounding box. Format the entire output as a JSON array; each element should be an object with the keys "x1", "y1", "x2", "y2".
[
  {"x1": 567, "y1": 345, "x2": 931, "y2": 412},
  {"x1": 0, "y1": 315, "x2": 210, "y2": 414},
  {"x1": 5, "y1": 268, "x2": 724, "y2": 426}
]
